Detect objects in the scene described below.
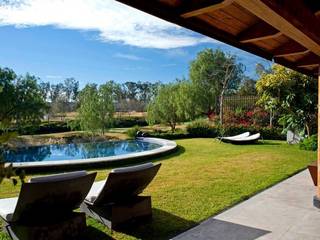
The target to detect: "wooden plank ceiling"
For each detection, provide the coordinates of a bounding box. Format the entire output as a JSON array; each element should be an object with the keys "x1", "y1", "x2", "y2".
[{"x1": 116, "y1": 0, "x2": 320, "y2": 77}]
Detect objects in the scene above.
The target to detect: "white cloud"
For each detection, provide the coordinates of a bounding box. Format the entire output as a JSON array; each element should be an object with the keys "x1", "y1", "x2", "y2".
[
  {"x1": 45, "y1": 75, "x2": 63, "y2": 79},
  {"x1": 0, "y1": 0, "x2": 217, "y2": 49},
  {"x1": 113, "y1": 53, "x2": 144, "y2": 61},
  {"x1": 166, "y1": 48, "x2": 189, "y2": 58}
]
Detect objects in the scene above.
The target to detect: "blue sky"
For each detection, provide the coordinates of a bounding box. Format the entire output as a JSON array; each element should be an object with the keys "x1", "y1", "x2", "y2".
[{"x1": 0, "y1": 0, "x2": 270, "y2": 88}]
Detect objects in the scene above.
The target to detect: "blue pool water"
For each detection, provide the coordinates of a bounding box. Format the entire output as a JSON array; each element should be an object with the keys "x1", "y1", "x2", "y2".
[{"x1": 4, "y1": 140, "x2": 161, "y2": 163}]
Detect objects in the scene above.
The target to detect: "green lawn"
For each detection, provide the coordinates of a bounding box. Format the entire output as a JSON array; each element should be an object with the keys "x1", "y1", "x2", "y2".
[{"x1": 0, "y1": 139, "x2": 316, "y2": 240}]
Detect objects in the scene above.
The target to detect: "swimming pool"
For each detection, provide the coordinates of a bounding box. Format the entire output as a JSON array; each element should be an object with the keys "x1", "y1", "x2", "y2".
[{"x1": 4, "y1": 138, "x2": 177, "y2": 169}]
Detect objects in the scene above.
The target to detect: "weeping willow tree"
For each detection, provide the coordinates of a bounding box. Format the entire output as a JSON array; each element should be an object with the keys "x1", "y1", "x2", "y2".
[{"x1": 147, "y1": 80, "x2": 195, "y2": 132}]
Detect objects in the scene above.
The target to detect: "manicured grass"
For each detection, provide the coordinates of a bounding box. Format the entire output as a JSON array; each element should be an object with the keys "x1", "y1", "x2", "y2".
[{"x1": 0, "y1": 139, "x2": 316, "y2": 240}]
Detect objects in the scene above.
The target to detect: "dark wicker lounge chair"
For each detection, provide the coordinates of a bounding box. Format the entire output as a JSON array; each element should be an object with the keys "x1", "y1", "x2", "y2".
[
  {"x1": 80, "y1": 162, "x2": 161, "y2": 230},
  {"x1": 0, "y1": 171, "x2": 96, "y2": 240}
]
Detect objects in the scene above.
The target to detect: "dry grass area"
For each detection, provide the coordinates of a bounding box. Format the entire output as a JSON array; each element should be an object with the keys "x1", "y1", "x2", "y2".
[
  {"x1": 49, "y1": 111, "x2": 147, "y2": 122},
  {"x1": 6, "y1": 131, "x2": 128, "y2": 148}
]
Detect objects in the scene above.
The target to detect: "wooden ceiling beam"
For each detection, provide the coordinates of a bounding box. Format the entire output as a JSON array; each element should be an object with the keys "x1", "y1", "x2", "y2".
[
  {"x1": 299, "y1": 64, "x2": 319, "y2": 68},
  {"x1": 238, "y1": 21, "x2": 281, "y2": 43},
  {"x1": 295, "y1": 53, "x2": 320, "y2": 67},
  {"x1": 116, "y1": 0, "x2": 315, "y2": 77},
  {"x1": 235, "y1": 0, "x2": 320, "y2": 56},
  {"x1": 273, "y1": 40, "x2": 309, "y2": 57},
  {"x1": 181, "y1": 0, "x2": 234, "y2": 18}
]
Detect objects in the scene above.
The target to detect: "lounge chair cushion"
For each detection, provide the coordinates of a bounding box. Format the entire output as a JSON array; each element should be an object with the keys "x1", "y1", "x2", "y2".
[
  {"x1": 85, "y1": 180, "x2": 106, "y2": 203},
  {"x1": 0, "y1": 197, "x2": 18, "y2": 222},
  {"x1": 111, "y1": 162, "x2": 154, "y2": 174},
  {"x1": 29, "y1": 171, "x2": 87, "y2": 183}
]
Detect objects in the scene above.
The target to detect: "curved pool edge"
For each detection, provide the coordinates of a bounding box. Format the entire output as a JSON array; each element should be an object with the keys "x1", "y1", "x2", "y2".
[{"x1": 8, "y1": 137, "x2": 177, "y2": 170}]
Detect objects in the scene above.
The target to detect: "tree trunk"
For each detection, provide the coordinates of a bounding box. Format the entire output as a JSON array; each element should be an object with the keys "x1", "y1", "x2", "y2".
[
  {"x1": 269, "y1": 111, "x2": 273, "y2": 128},
  {"x1": 170, "y1": 122, "x2": 176, "y2": 133},
  {"x1": 219, "y1": 91, "x2": 225, "y2": 125},
  {"x1": 305, "y1": 123, "x2": 310, "y2": 137}
]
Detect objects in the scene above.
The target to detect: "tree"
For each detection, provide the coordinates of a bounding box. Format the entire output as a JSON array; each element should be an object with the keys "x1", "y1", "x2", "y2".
[
  {"x1": 256, "y1": 64, "x2": 317, "y2": 135},
  {"x1": 0, "y1": 67, "x2": 17, "y2": 127},
  {"x1": 256, "y1": 64, "x2": 293, "y2": 128},
  {"x1": 39, "y1": 81, "x2": 51, "y2": 101},
  {"x1": 255, "y1": 63, "x2": 271, "y2": 77},
  {"x1": 189, "y1": 49, "x2": 243, "y2": 124},
  {"x1": 51, "y1": 95, "x2": 68, "y2": 121},
  {"x1": 0, "y1": 68, "x2": 47, "y2": 127},
  {"x1": 278, "y1": 74, "x2": 317, "y2": 137},
  {"x1": 217, "y1": 55, "x2": 244, "y2": 125},
  {"x1": 147, "y1": 82, "x2": 189, "y2": 132},
  {"x1": 14, "y1": 74, "x2": 48, "y2": 125},
  {"x1": 96, "y1": 82, "x2": 116, "y2": 133},
  {"x1": 238, "y1": 77, "x2": 257, "y2": 96},
  {"x1": 77, "y1": 82, "x2": 115, "y2": 134},
  {"x1": 123, "y1": 82, "x2": 138, "y2": 100},
  {"x1": 49, "y1": 83, "x2": 64, "y2": 103},
  {"x1": 64, "y1": 77, "x2": 79, "y2": 102}
]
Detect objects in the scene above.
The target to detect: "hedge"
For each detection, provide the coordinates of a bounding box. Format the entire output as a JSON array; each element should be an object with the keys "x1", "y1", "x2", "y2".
[
  {"x1": 15, "y1": 122, "x2": 73, "y2": 135},
  {"x1": 7, "y1": 116, "x2": 148, "y2": 135},
  {"x1": 147, "y1": 121, "x2": 286, "y2": 140},
  {"x1": 113, "y1": 117, "x2": 148, "y2": 128}
]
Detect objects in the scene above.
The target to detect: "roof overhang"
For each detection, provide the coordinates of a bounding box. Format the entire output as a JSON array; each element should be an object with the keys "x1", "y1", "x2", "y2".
[{"x1": 116, "y1": 0, "x2": 320, "y2": 77}]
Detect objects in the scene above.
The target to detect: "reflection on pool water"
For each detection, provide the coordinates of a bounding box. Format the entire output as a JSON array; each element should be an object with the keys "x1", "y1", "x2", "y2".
[{"x1": 4, "y1": 140, "x2": 162, "y2": 163}]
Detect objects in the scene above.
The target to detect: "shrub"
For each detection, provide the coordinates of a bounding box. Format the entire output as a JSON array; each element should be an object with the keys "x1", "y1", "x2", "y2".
[
  {"x1": 16, "y1": 122, "x2": 73, "y2": 135},
  {"x1": 299, "y1": 135, "x2": 317, "y2": 151},
  {"x1": 252, "y1": 107, "x2": 269, "y2": 126},
  {"x1": 186, "y1": 119, "x2": 219, "y2": 138},
  {"x1": 113, "y1": 117, "x2": 148, "y2": 128},
  {"x1": 259, "y1": 127, "x2": 285, "y2": 140},
  {"x1": 220, "y1": 125, "x2": 285, "y2": 140},
  {"x1": 146, "y1": 124, "x2": 285, "y2": 141},
  {"x1": 126, "y1": 125, "x2": 141, "y2": 139},
  {"x1": 148, "y1": 130, "x2": 190, "y2": 140},
  {"x1": 67, "y1": 119, "x2": 81, "y2": 131}
]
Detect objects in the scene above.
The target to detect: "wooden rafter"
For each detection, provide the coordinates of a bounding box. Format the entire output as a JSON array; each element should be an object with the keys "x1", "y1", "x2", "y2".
[
  {"x1": 318, "y1": 66, "x2": 320, "y2": 199},
  {"x1": 273, "y1": 40, "x2": 309, "y2": 57},
  {"x1": 116, "y1": 0, "x2": 318, "y2": 76},
  {"x1": 238, "y1": 21, "x2": 281, "y2": 43},
  {"x1": 235, "y1": 0, "x2": 320, "y2": 56},
  {"x1": 181, "y1": 0, "x2": 234, "y2": 18},
  {"x1": 299, "y1": 64, "x2": 319, "y2": 68},
  {"x1": 295, "y1": 53, "x2": 320, "y2": 67}
]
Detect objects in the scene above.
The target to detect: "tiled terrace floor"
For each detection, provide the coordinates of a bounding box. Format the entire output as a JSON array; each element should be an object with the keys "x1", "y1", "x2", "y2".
[{"x1": 173, "y1": 170, "x2": 319, "y2": 240}]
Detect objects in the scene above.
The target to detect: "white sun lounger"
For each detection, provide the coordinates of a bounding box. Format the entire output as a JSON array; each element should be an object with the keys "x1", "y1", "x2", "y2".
[
  {"x1": 220, "y1": 132, "x2": 250, "y2": 141},
  {"x1": 222, "y1": 133, "x2": 261, "y2": 144}
]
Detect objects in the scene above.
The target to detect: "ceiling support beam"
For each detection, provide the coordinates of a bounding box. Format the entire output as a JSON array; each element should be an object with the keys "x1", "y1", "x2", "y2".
[
  {"x1": 181, "y1": 0, "x2": 234, "y2": 18},
  {"x1": 238, "y1": 21, "x2": 281, "y2": 43},
  {"x1": 116, "y1": 0, "x2": 316, "y2": 76},
  {"x1": 295, "y1": 53, "x2": 320, "y2": 67},
  {"x1": 273, "y1": 40, "x2": 309, "y2": 57},
  {"x1": 235, "y1": 0, "x2": 320, "y2": 56},
  {"x1": 317, "y1": 66, "x2": 320, "y2": 200},
  {"x1": 299, "y1": 64, "x2": 319, "y2": 68}
]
